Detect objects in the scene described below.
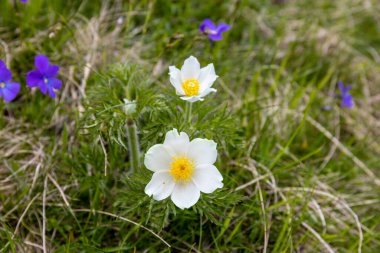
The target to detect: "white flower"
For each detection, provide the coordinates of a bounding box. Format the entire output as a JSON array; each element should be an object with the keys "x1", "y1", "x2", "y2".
[
  {"x1": 169, "y1": 56, "x2": 218, "y2": 103},
  {"x1": 144, "y1": 128, "x2": 223, "y2": 209}
]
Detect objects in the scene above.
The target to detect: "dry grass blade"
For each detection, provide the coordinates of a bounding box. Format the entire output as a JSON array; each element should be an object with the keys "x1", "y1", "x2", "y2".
[
  {"x1": 232, "y1": 160, "x2": 270, "y2": 253},
  {"x1": 302, "y1": 222, "x2": 335, "y2": 253},
  {"x1": 13, "y1": 194, "x2": 40, "y2": 236},
  {"x1": 42, "y1": 177, "x2": 48, "y2": 253},
  {"x1": 73, "y1": 209, "x2": 171, "y2": 248},
  {"x1": 287, "y1": 109, "x2": 380, "y2": 186},
  {"x1": 281, "y1": 187, "x2": 363, "y2": 253},
  {"x1": 234, "y1": 174, "x2": 269, "y2": 192},
  {"x1": 47, "y1": 174, "x2": 71, "y2": 208}
]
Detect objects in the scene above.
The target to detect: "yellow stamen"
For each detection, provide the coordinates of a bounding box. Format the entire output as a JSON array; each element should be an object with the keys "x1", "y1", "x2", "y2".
[
  {"x1": 44, "y1": 78, "x2": 48, "y2": 84},
  {"x1": 170, "y1": 156, "x2": 195, "y2": 182},
  {"x1": 0, "y1": 83, "x2": 4, "y2": 88},
  {"x1": 181, "y1": 79, "x2": 200, "y2": 96}
]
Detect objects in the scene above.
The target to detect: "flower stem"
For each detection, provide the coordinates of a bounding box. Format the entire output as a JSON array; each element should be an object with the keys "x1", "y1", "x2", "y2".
[
  {"x1": 185, "y1": 102, "x2": 192, "y2": 124},
  {"x1": 126, "y1": 118, "x2": 140, "y2": 173}
]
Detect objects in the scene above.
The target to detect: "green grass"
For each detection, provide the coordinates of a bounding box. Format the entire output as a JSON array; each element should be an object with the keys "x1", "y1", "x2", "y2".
[{"x1": 1, "y1": 0, "x2": 380, "y2": 252}]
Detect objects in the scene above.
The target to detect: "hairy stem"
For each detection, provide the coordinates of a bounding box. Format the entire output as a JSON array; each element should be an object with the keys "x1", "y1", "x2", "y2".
[
  {"x1": 185, "y1": 102, "x2": 192, "y2": 124},
  {"x1": 126, "y1": 118, "x2": 140, "y2": 173}
]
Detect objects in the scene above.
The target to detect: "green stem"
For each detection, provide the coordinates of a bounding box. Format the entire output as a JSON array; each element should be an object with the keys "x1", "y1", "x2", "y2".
[
  {"x1": 185, "y1": 102, "x2": 192, "y2": 124},
  {"x1": 126, "y1": 118, "x2": 140, "y2": 173}
]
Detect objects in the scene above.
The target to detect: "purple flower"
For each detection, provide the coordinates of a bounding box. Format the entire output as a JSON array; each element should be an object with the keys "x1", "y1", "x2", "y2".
[
  {"x1": 338, "y1": 81, "x2": 354, "y2": 108},
  {"x1": 200, "y1": 19, "x2": 231, "y2": 41},
  {"x1": 0, "y1": 60, "x2": 21, "y2": 102},
  {"x1": 20, "y1": 0, "x2": 28, "y2": 3},
  {"x1": 26, "y1": 55, "x2": 62, "y2": 98}
]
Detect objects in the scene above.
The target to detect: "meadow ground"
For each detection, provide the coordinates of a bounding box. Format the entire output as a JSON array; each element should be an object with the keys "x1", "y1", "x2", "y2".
[{"x1": 0, "y1": 0, "x2": 380, "y2": 252}]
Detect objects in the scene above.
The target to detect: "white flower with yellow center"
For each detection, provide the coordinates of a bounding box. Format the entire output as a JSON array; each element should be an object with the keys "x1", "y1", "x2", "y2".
[
  {"x1": 144, "y1": 128, "x2": 223, "y2": 209},
  {"x1": 169, "y1": 56, "x2": 218, "y2": 103}
]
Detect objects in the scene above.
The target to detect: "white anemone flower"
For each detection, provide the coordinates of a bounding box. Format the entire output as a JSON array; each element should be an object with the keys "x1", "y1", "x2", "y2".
[
  {"x1": 144, "y1": 128, "x2": 223, "y2": 209},
  {"x1": 169, "y1": 56, "x2": 218, "y2": 103}
]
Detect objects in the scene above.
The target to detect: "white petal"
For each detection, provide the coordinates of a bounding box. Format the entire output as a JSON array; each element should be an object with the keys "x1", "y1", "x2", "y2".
[
  {"x1": 181, "y1": 56, "x2": 200, "y2": 80},
  {"x1": 192, "y1": 164, "x2": 223, "y2": 193},
  {"x1": 144, "y1": 144, "x2": 172, "y2": 172},
  {"x1": 163, "y1": 128, "x2": 190, "y2": 156},
  {"x1": 198, "y1": 88, "x2": 217, "y2": 99},
  {"x1": 169, "y1": 66, "x2": 185, "y2": 95},
  {"x1": 187, "y1": 138, "x2": 217, "y2": 165},
  {"x1": 198, "y1": 64, "x2": 218, "y2": 92},
  {"x1": 145, "y1": 172, "x2": 175, "y2": 200},
  {"x1": 153, "y1": 181, "x2": 175, "y2": 200},
  {"x1": 171, "y1": 182, "x2": 200, "y2": 209},
  {"x1": 180, "y1": 96, "x2": 203, "y2": 103}
]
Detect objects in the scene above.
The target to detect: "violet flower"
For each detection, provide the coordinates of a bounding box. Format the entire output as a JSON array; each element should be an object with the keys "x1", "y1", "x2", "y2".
[
  {"x1": 0, "y1": 60, "x2": 20, "y2": 102},
  {"x1": 26, "y1": 55, "x2": 62, "y2": 98},
  {"x1": 200, "y1": 19, "x2": 231, "y2": 41},
  {"x1": 20, "y1": 0, "x2": 28, "y2": 3},
  {"x1": 338, "y1": 81, "x2": 354, "y2": 108}
]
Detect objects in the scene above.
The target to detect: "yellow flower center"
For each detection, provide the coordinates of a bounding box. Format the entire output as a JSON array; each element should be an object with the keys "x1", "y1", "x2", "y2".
[
  {"x1": 0, "y1": 83, "x2": 4, "y2": 88},
  {"x1": 44, "y1": 78, "x2": 48, "y2": 84},
  {"x1": 181, "y1": 79, "x2": 200, "y2": 96},
  {"x1": 170, "y1": 156, "x2": 195, "y2": 182}
]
